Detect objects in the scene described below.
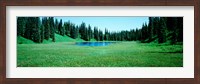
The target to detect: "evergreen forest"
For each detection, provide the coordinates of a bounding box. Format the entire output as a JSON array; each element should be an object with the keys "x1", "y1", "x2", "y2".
[
  {"x1": 17, "y1": 17, "x2": 183, "y2": 44},
  {"x1": 17, "y1": 17, "x2": 183, "y2": 67}
]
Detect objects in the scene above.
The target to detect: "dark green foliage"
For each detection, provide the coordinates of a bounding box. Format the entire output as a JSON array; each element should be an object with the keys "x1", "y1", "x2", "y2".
[
  {"x1": 129, "y1": 29, "x2": 136, "y2": 41},
  {"x1": 138, "y1": 17, "x2": 182, "y2": 44},
  {"x1": 64, "y1": 21, "x2": 71, "y2": 36},
  {"x1": 79, "y1": 22, "x2": 88, "y2": 41},
  {"x1": 167, "y1": 17, "x2": 178, "y2": 44},
  {"x1": 104, "y1": 28, "x2": 109, "y2": 41},
  {"x1": 70, "y1": 24, "x2": 79, "y2": 39},
  {"x1": 40, "y1": 24, "x2": 45, "y2": 43},
  {"x1": 55, "y1": 19, "x2": 59, "y2": 34},
  {"x1": 166, "y1": 17, "x2": 182, "y2": 44},
  {"x1": 75, "y1": 25, "x2": 79, "y2": 39},
  {"x1": 58, "y1": 19, "x2": 65, "y2": 36},
  {"x1": 24, "y1": 17, "x2": 41, "y2": 43},
  {"x1": 18, "y1": 17, "x2": 55, "y2": 43},
  {"x1": 85, "y1": 27, "x2": 89, "y2": 41},
  {"x1": 33, "y1": 17, "x2": 41, "y2": 43},
  {"x1": 49, "y1": 17, "x2": 55, "y2": 42},
  {"x1": 24, "y1": 17, "x2": 32, "y2": 40},
  {"x1": 69, "y1": 24, "x2": 74, "y2": 38},
  {"x1": 88, "y1": 25, "x2": 93, "y2": 41},
  {"x1": 148, "y1": 17, "x2": 154, "y2": 42},
  {"x1": 42, "y1": 17, "x2": 50, "y2": 40},
  {"x1": 141, "y1": 23, "x2": 148, "y2": 42},
  {"x1": 158, "y1": 17, "x2": 167, "y2": 43},
  {"x1": 17, "y1": 17, "x2": 27, "y2": 36},
  {"x1": 135, "y1": 28, "x2": 140, "y2": 40},
  {"x1": 153, "y1": 17, "x2": 160, "y2": 36},
  {"x1": 94, "y1": 27, "x2": 99, "y2": 41},
  {"x1": 99, "y1": 29, "x2": 103, "y2": 41}
]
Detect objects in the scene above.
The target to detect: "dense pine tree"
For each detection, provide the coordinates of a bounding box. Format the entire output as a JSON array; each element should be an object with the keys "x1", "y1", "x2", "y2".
[
  {"x1": 168, "y1": 17, "x2": 178, "y2": 44},
  {"x1": 55, "y1": 19, "x2": 59, "y2": 34},
  {"x1": 42, "y1": 17, "x2": 50, "y2": 40},
  {"x1": 148, "y1": 17, "x2": 154, "y2": 42},
  {"x1": 17, "y1": 17, "x2": 27, "y2": 36},
  {"x1": 24, "y1": 17, "x2": 32, "y2": 40},
  {"x1": 153, "y1": 17, "x2": 160, "y2": 37},
  {"x1": 104, "y1": 28, "x2": 109, "y2": 41},
  {"x1": 99, "y1": 29, "x2": 103, "y2": 41},
  {"x1": 75, "y1": 25, "x2": 79, "y2": 39},
  {"x1": 79, "y1": 22, "x2": 87, "y2": 40},
  {"x1": 158, "y1": 17, "x2": 167, "y2": 43},
  {"x1": 64, "y1": 21, "x2": 71, "y2": 36},
  {"x1": 40, "y1": 24, "x2": 45, "y2": 43},
  {"x1": 94, "y1": 27, "x2": 99, "y2": 41},
  {"x1": 88, "y1": 25, "x2": 93, "y2": 41},
  {"x1": 58, "y1": 19, "x2": 64, "y2": 36},
  {"x1": 70, "y1": 24, "x2": 78, "y2": 39},
  {"x1": 33, "y1": 17, "x2": 41, "y2": 43},
  {"x1": 24, "y1": 17, "x2": 41, "y2": 43},
  {"x1": 49, "y1": 17, "x2": 55, "y2": 42}
]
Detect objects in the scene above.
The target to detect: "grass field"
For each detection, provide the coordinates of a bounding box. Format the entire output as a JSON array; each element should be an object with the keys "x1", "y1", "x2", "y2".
[{"x1": 17, "y1": 40, "x2": 183, "y2": 67}]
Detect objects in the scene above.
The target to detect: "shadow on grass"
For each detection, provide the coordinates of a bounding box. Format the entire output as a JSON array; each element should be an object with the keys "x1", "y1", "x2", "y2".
[{"x1": 148, "y1": 51, "x2": 183, "y2": 53}]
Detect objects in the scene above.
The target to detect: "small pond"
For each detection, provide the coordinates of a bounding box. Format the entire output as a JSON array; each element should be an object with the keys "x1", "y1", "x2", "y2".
[{"x1": 75, "y1": 42, "x2": 116, "y2": 46}]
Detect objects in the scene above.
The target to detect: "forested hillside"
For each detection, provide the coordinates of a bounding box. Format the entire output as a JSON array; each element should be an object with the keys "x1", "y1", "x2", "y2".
[{"x1": 17, "y1": 17, "x2": 183, "y2": 44}]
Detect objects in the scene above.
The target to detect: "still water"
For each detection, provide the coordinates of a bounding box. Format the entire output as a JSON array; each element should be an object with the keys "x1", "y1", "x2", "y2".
[{"x1": 75, "y1": 42, "x2": 116, "y2": 46}]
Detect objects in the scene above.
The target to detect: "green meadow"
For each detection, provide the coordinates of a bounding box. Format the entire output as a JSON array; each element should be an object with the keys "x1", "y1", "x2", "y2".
[
  {"x1": 17, "y1": 17, "x2": 183, "y2": 67},
  {"x1": 17, "y1": 35, "x2": 183, "y2": 67}
]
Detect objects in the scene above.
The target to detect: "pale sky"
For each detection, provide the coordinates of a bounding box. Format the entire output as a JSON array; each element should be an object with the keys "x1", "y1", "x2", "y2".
[{"x1": 54, "y1": 16, "x2": 149, "y2": 32}]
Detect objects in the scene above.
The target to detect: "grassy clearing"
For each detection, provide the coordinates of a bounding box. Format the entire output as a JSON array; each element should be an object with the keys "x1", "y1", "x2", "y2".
[
  {"x1": 43, "y1": 34, "x2": 85, "y2": 43},
  {"x1": 54, "y1": 34, "x2": 84, "y2": 42},
  {"x1": 18, "y1": 34, "x2": 85, "y2": 44},
  {"x1": 17, "y1": 41, "x2": 183, "y2": 67},
  {"x1": 17, "y1": 36, "x2": 35, "y2": 44}
]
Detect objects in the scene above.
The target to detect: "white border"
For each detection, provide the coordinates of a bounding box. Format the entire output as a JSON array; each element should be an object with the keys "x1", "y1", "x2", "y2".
[{"x1": 6, "y1": 6, "x2": 194, "y2": 78}]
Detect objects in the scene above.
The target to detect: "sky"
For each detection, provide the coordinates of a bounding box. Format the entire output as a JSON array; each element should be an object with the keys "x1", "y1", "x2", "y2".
[{"x1": 54, "y1": 17, "x2": 149, "y2": 32}]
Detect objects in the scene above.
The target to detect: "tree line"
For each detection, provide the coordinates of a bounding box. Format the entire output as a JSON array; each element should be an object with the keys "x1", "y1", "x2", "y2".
[
  {"x1": 138, "y1": 17, "x2": 183, "y2": 44},
  {"x1": 17, "y1": 17, "x2": 183, "y2": 44}
]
